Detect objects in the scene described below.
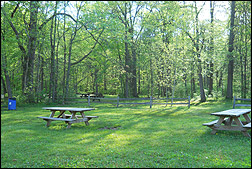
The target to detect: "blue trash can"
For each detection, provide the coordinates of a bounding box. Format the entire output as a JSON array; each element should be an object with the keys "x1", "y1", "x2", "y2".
[{"x1": 8, "y1": 98, "x2": 16, "y2": 110}]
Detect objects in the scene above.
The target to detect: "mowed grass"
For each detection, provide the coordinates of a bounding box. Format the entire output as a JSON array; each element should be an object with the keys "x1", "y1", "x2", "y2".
[{"x1": 1, "y1": 99, "x2": 251, "y2": 168}]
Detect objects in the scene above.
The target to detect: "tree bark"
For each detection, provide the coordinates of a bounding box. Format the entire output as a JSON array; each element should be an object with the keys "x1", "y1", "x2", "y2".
[
  {"x1": 26, "y1": 1, "x2": 39, "y2": 103},
  {"x1": 62, "y1": 1, "x2": 67, "y2": 102},
  {"x1": 226, "y1": 1, "x2": 236, "y2": 99},
  {"x1": 124, "y1": 3, "x2": 130, "y2": 98},
  {"x1": 208, "y1": 1, "x2": 214, "y2": 96},
  {"x1": 195, "y1": 2, "x2": 206, "y2": 102},
  {"x1": 49, "y1": 1, "x2": 57, "y2": 102}
]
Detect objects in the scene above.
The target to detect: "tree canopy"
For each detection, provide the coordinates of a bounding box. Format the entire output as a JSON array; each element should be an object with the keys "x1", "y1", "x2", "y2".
[{"x1": 1, "y1": 1, "x2": 251, "y2": 103}]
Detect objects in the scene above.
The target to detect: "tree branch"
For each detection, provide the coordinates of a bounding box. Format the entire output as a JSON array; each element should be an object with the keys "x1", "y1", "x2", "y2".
[
  {"x1": 70, "y1": 28, "x2": 104, "y2": 66},
  {"x1": 11, "y1": 2, "x2": 20, "y2": 18},
  {"x1": 184, "y1": 30, "x2": 196, "y2": 47},
  {"x1": 38, "y1": 13, "x2": 77, "y2": 30},
  {"x1": 1, "y1": 6, "x2": 26, "y2": 54}
]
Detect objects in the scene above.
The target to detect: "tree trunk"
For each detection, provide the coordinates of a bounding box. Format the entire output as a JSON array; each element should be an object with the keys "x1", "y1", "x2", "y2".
[
  {"x1": 26, "y1": 1, "x2": 39, "y2": 103},
  {"x1": 94, "y1": 68, "x2": 99, "y2": 94},
  {"x1": 195, "y1": 2, "x2": 206, "y2": 102},
  {"x1": 124, "y1": 4, "x2": 130, "y2": 98},
  {"x1": 1, "y1": 10, "x2": 12, "y2": 98},
  {"x1": 1, "y1": 75, "x2": 7, "y2": 95},
  {"x1": 150, "y1": 58, "x2": 153, "y2": 97},
  {"x1": 239, "y1": 33, "x2": 244, "y2": 98},
  {"x1": 49, "y1": 2, "x2": 57, "y2": 102},
  {"x1": 243, "y1": 4, "x2": 248, "y2": 98},
  {"x1": 131, "y1": 42, "x2": 138, "y2": 97},
  {"x1": 1, "y1": 54, "x2": 12, "y2": 98},
  {"x1": 62, "y1": 1, "x2": 67, "y2": 102},
  {"x1": 138, "y1": 68, "x2": 141, "y2": 95},
  {"x1": 226, "y1": 1, "x2": 236, "y2": 99},
  {"x1": 208, "y1": 1, "x2": 214, "y2": 96},
  {"x1": 55, "y1": 17, "x2": 60, "y2": 100}
]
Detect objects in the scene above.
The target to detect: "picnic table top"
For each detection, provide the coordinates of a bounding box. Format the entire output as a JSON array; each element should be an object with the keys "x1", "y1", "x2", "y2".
[
  {"x1": 42, "y1": 107, "x2": 95, "y2": 112},
  {"x1": 211, "y1": 109, "x2": 251, "y2": 117}
]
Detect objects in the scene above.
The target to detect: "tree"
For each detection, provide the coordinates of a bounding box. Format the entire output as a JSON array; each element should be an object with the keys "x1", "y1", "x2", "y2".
[
  {"x1": 181, "y1": 1, "x2": 206, "y2": 102},
  {"x1": 208, "y1": 1, "x2": 214, "y2": 96},
  {"x1": 1, "y1": 1, "x2": 250, "y2": 103},
  {"x1": 226, "y1": 1, "x2": 236, "y2": 99}
]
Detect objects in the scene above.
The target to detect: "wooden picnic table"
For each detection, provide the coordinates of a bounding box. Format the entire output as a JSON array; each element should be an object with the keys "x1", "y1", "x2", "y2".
[
  {"x1": 203, "y1": 109, "x2": 251, "y2": 137},
  {"x1": 80, "y1": 93, "x2": 89, "y2": 98},
  {"x1": 79, "y1": 93, "x2": 104, "y2": 101},
  {"x1": 37, "y1": 107, "x2": 98, "y2": 128}
]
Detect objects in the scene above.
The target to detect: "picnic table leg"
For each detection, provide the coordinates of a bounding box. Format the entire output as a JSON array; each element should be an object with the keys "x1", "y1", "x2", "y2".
[
  {"x1": 233, "y1": 117, "x2": 251, "y2": 137},
  {"x1": 66, "y1": 111, "x2": 77, "y2": 129},
  {"x1": 85, "y1": 121, "x2": 89, "y2": 126},
  {"x1": 46, "y1": 110, "x2": 56, "y2": 127},
  {"x1": 67, "y1": 122, "x2": 72, "y2": 129},
  {"x1": 211, "y1": 130, "x2": 217, "y2": 135},
  {"x1": 80, "y1": 111, "x2": 89, "y2": 126},
  {"x1": 211, "y1": 116, "x2": 226, "y2": 135},
  {"x1": 224, "y1": 117, "x2": 233, "y2": 126},
  {"x1": 57, "y1": 110, "x2": 66, "y2": 118},
  {"x1": 243, "y1": 114, "x2": 251, "y2": 124}
]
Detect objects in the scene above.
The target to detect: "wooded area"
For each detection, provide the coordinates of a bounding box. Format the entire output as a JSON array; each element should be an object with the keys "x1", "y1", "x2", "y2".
[{"x1": 1, "y1": 1, "x2": 251, "y2": 103}]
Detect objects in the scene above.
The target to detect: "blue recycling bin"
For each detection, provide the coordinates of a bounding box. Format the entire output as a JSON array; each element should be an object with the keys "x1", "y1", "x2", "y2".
[{"x1": 8, "y1": 98, "x2": 16, "y2": 110}]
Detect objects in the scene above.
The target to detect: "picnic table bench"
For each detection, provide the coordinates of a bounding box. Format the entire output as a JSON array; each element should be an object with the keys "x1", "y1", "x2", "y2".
[
  {"x1": 37, "y1": 107, "x2": 98, "y2": 129},
  {"x1": 203, "y1": 109, "x2": 251, "y2": 137}
]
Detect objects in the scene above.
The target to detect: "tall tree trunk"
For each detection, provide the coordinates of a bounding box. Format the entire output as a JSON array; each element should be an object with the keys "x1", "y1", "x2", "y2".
[
  {"x1": 138, "y1": 68, "x2": 141, "y2": 95},
  {"x1": 226, "y1": 1, "x2": 236, "y2": 99},
  {"x1": 1, "y1": 75, "x2": 7, "y2": 96},
  {"x1": 239, "y1": 33, "x2": 244, "y2": 98},
  {"x1": 150, "y1": 58, "x2": 153, "y2": 96},
  {"x1": 1, "y1": 54, "x2": 12, "y2": 98},
  {"x1": 208, "y1": 1, "x2": 214, "y2": 96},
  {"x1": 131, "y1": 42, "x2": 138, "y2": 97},
  {"x1": 62, "y1": 1, "x2": 67, "y2": 102},
  {"x1": 243, "y1": 4, "x2": 248, "y2": 98},
  {"x1": 49, "y1": 12, "x2": 53, "y2": 101},
  {"x1": 124, "y1": 3, "x2": 130, "y2": 98},
  {"x1": 1, "y1": 10, "x2": 12, "y2": 98},
  {"x1": 195, "y1": 2, "x2": 206, "y2": 102},
  {"x1": 104, "y1": 73, "x2": 107, "y2": 92},
  {"x1": 65, "y1": 38, "x2": 73, "y2": 99},
  {"x1": 1, "y1": 6, "x2": 27, "y2": 94},
  {"x1": 94, "y1": 68, "x2": 99, "y2": 94},
  {"x1": 55, "y1": 17, "x2": 60, "y2": 100},
  {"x1": 26, "y1": 1, "x2": 39, "y2": 103},
  {"x1": 49, "y1": 2, "x2": 57, "y2": 102}
]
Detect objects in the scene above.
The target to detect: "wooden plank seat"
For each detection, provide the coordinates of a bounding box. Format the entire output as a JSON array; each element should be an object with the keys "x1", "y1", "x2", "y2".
[
  {"x1": 37, "y1": 116, "x2": 75, "y2": 122},
  {"x1": 63, "y1": 114, "x2": 98, "y2": 119},
  {"x1": 203, "y1": 118, "x2": 228, "y2": 126},
  {"x1": 244, "y1": 122, "x2": 251, "y2": 129},
  {"x1": 64, "y1": 114, "x2": 82, "y2": 118},
  {"x1": 203, "y1": 120, "x2": 219, "y2": 126}
]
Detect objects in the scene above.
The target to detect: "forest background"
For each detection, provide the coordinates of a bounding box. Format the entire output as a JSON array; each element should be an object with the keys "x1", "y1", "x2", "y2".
[{"x1": 1, "y1": 1, "x2": 251, "y2": 103}]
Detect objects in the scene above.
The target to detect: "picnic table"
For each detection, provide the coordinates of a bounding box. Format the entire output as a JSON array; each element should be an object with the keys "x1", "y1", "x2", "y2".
[
  {"x1": 37, "y1": 107, "x2": 98, "y2": 128},
  {"x1": 80, "y1": 93, "x2": 89, "y2": 98},
  {"x1": 203, "y1": 109, "x2": 251, "y2": 137},
  {"x1": 79, "y1": 93, "x2": 104, "y2": 101}
]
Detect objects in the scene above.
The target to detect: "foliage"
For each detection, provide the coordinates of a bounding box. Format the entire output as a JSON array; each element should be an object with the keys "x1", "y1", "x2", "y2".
[{"x1": 1, "y1": 1, "x2": 251, "y2": 102}]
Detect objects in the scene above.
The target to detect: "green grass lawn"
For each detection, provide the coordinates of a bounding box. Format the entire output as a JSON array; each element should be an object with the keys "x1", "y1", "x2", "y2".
[{"x1": 1, "y1": 99, "x2": 251, "y2": 168}]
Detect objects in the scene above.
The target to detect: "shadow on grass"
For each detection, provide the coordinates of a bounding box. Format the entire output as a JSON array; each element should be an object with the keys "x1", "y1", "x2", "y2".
[{"x1": 2, "y1": 101, "x2": 251, "y2": 168}]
